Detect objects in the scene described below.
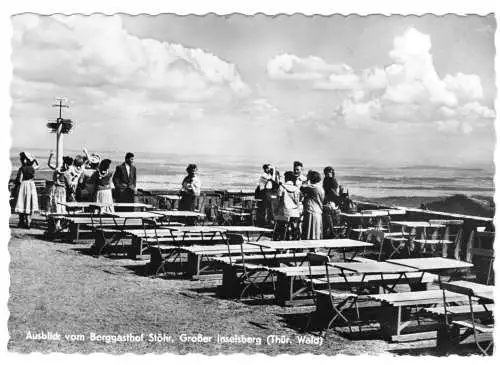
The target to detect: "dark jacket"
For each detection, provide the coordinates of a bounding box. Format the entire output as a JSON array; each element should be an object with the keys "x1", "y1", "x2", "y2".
[{"x1": 112, "y1": 162, "x2": 136, "y2": 194}]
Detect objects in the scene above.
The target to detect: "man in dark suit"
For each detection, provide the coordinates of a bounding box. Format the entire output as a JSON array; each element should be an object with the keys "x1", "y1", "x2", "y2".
[{"x1": 113, "y1": 152, "x2": 137, "y2": 205}]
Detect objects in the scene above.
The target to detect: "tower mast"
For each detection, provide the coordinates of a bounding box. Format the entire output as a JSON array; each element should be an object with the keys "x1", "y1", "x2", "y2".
[{"x1": 47, "y1": 97, "x2": 73, "y2": 169}]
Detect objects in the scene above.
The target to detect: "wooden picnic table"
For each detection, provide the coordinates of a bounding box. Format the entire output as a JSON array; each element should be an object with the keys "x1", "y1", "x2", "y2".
[
  {"x1": 157, "y1": 194, "x2": 181, "y2": 210},
  {"x1": 331, "y1": 261, "x2": 422, "y2": 294},
  {"x1": 438, "y1": 280, "x2": 494, "y2": 354},
  {"x1": 105, "y1": 211, "x2": 163, "y2": 219},
  {"x1": 248, "y1": 239, "x2": 372, "y2": 261},
  {"x1": 391, "y1": 221, "x2": 446, "y2": 229},
  {"x1": 60, "y1": 202, "x2": 95, "y2": 209},
  {"x1": 387, "y1": 257, "x2": 473, "y2": 272},
  {"x1": 151, "y1": 210, "x2": 206, "y2": 219},
  {"x1": 388, "y1": 257, "x2": 473, "y2": 285},
  {"x1": 332, "y1": 261, "x2": 419, "y2": 275},
  {"x1": 341, "y1": 211, "x2": 392, "y2": 218},
  {"x1": 249, "y1": 238, "x2": 371, "y2": 250},
  {"x1": 241, "y1": 196, "x2": 262, "y2": 202},
  {"x1": 158, "y1": 194, "x2": 181, "y2": 200},
  {"x1": 193, "y1": 225, "x2": 272, "y2": 238},
  {"x1": 441, "y1": 280, "x2": 494, "y2": 302},
  {"x1": 90, "y1": 202, "x2": 153, "y2": 211}
]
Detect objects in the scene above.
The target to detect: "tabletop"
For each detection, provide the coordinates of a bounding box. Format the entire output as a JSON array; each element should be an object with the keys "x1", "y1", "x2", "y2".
[
  {"x1": 241, "y1": 196, "x2": 262, "y2": 202},
  {"x1": 164, "y1": 226, "x2": 228, "y2": 233},
  {"x1": 441, "y1": 280, "x2": 494, "y2": 301},
  {"x1": 332, "y1": 261, "x2": 419, "y2": 274},
  {"x1": 248, "y1": 239, "x2": 372, "y2": 251},
  {"x1": 105, "y1": 211, "x2": 164, "y2": 219},
  {"x1": 61, "y1": 202, "x2": 94, "y2": 208},
  {"x1": 90, "y1": 202, "x2": 153, "y2": 208},
  {"x1": 152, "y1": 210, "x2": 206, "y2": 218},
  {"x1": 340, "y1": 211, "x2": 389, "y2": 218},
  {"x1": 387, "y1": 257, "x2": 473, "y2": 271},
  {"x1": 158, "y1": 195, "x2": 181, "y2": 200},
  {"x1": 391, "y1": 221, "x2": 445, "y2": 228},
  {"x1": 203, "y1": 226, "x2": 273, "y2": 233}
]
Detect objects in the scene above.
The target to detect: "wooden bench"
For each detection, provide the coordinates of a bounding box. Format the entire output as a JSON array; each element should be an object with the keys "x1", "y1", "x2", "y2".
[
  {"x1": 65, "y1": 217, "x2": 146, "y2": 242},
  {"x1": 149, "y1": 244, "x2": 275, "y2": 280},
  {"x1": 270, "y1": 257, "x2": 378, "y2": 306},
  {"x1": 366, "y1": 290, "x2": 472, "y2": 342},
  {"x1": 216, "y1": 252, "x2": 310, "y2": 299},
  {"x1": 423, "y1": 304, "x2": 495, "y2": 355}
]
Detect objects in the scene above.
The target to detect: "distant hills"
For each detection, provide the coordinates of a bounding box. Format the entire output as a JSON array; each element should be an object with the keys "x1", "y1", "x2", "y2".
[{"x1": 421, "y1": 194, "x2": 495, "y2": 218}]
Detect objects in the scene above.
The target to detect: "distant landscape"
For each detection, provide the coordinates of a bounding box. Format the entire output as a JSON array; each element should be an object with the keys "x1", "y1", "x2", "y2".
[{"x1": 9, "y1": 147, "x2": 494, "y2": 217}]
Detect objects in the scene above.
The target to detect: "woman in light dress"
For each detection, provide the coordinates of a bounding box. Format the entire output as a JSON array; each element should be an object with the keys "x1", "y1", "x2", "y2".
[
  {"x1": 300, "y1": 170, "x2": 325, "y2": 240},
  {"x1": 14, "y1": 152, "x2": 39, "y2": 228},
  {"x1": 47, "y1": 153, "x2": 72, "y2": 214}
]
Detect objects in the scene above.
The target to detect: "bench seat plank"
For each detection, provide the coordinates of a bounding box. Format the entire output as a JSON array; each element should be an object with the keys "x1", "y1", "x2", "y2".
[{"x1": 367, "y1": 289, "x2": 470, "y2": 307}]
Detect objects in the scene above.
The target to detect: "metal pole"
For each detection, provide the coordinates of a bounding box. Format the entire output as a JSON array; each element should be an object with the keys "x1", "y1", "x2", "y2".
[{"x1": 56, "y1": 120, "x2": 63, "y2": 169}]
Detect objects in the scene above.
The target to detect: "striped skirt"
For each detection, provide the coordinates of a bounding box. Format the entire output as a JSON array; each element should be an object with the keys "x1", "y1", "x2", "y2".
[
  {"x1": 96, "y1": 189, "x2": 115, "y2": 213},
  {"x1": 15, "y1": 180, "x2": 39, "y2": 214},
  {"x1": 48, "y1": 185, "x2": 67, "y2": 214}
]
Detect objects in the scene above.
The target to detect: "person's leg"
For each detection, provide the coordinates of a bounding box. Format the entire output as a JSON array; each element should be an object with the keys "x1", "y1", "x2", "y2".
[
  {"x1": 18, "y1": 213, "x2": 25, "y2": 228},
  {"x1": 26, "y1": 214, "x2": 32, "y2": 229}
]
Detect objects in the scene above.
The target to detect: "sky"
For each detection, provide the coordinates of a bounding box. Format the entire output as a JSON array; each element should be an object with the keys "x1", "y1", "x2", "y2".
[{"x1": 10, "y1": 14, "x2": 496, "y2": 167}]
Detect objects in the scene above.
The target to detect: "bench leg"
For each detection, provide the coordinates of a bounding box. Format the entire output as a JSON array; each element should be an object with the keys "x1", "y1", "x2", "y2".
[
  {"x1": 186, "y1": 253, "x2": 201, "y2": 278},
  {"x1": 436, "y1": 321, "x2": 460, "y2": 355},
  {"x1": 67, "y1": 222, "x2": 79, "y2": 243},
  {"x1": 381, "y1": 305, "x2": 402, "y2": 341},
  {"x1": 220, "y1": 266, "x2": 239, "y2": 298},
  {"x1": 93, "y1": 230, "x2": 106, "y2": 255},
  {"x1": 274, "y1": 276, "x2": 291, "y2": 306},
  {"x1": 127, "y1": 237, "x2": 140, "y2": 260}
]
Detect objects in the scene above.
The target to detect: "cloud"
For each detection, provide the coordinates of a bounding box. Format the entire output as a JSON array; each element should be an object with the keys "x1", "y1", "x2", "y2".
[
  {"x1": 266, "y1": 28, "x2": 494, "y2": 134},
  {"x1": 326, "y1": 28, "x2": 493, "y2": 133},
  {"x1": 12, "y1": 15, "x2": 251, "y2": 106},
  {"x1": 267, "y1": 54, "x2": 352, "y2": 82}
]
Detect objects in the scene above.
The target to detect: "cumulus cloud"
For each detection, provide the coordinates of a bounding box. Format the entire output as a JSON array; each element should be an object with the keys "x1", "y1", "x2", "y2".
[
  {"x1": 12, "y1": 15, "x2": 251, "y2": 108},
  {"x1": 275, "y1": 27, "x2": 495, "y2": 134},
  {"x1": 267, "y1": 54, "x2": 352, "y2": 82}
]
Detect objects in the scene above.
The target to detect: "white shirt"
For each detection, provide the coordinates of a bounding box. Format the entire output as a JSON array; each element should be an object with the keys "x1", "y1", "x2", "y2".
[{"x1": 125, "y1": 163, "x2": 130, "y2": 178}]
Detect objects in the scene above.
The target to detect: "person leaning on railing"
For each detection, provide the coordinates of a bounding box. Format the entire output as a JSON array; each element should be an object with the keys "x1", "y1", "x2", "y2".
[{"x1": 179, "y1": 163, "x2": 201, "y2": 211}]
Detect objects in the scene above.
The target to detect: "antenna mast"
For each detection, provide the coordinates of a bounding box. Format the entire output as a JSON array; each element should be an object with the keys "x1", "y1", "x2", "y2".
[{"x1": 47, "y1": 97, "x2": 73, "y2": 168}]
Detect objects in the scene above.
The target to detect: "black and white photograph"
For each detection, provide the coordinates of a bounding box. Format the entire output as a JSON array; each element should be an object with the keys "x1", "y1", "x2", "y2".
[{"x1": 3, "y1": 2, "x2": 497, "y2": 358}]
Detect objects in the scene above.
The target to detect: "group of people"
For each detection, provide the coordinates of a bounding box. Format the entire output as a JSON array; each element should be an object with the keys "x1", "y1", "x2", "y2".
[
  {"x1": 13, "y1": 149, "x2": 201, "y2": 229},
  {"x1": 13, "y1": 150, "x2": 348, "y2": 240},
  {"x1": 256, "y1": 161, "x2": 355, "y2": 240}
]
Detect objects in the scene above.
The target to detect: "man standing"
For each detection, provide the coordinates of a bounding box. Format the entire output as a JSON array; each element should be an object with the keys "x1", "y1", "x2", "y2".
[
  {"x1": 113, "y1": 152, "x2": 137, "y2": 205},
  {"x1": 292, "y1": 161, "x2": 307, "y2": 187}
]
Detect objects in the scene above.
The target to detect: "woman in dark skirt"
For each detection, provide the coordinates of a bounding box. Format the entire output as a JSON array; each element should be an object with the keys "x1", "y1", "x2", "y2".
[
  {"x1": 14, "y1": 152, "x2": 39, "y2": 228},
  {"x1": 179, "y1": 164, "x2": 201, "y2": 211},
  {"x1": 323, "y1": 166, "x2": 341, "y2": 238}
]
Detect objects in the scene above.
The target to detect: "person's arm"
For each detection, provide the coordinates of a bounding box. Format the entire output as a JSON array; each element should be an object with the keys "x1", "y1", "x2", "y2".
[
  {"x1": 191, "y1": 177, "x2": 201, "y2": 196},
  {"x1": 15, "y1": 167, "x2": 23, "y2": 185},
  {"x1": 47, "y1": 152, "x2": 56, "y2": 170},
  {"x1": 129, "y1": 166, "x2": 136, "y2": 190},
  {"x1": 32, "y1": 159, "x2": 40, "y2": 170},
  {"x1": 112, "y1": 166, "x2": 121, "y2": 189}
]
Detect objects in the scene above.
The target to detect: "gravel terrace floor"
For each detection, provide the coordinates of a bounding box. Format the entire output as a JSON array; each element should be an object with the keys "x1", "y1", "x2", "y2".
[{"x1": 7, "y1": 217, "x2": 484, "y2": 356}]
